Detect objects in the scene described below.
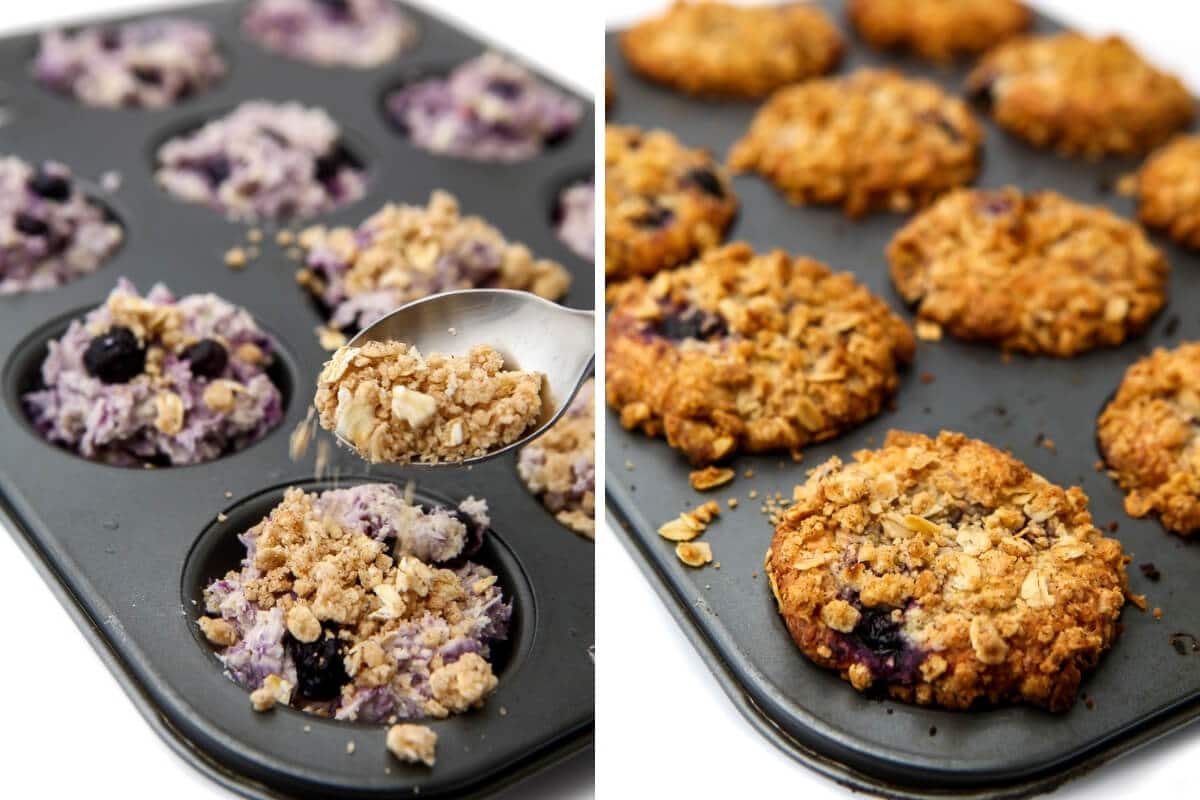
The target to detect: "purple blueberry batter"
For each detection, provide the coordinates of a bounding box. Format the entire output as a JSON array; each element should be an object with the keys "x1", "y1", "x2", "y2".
[
  {"x1": 24, "y1": 280, "x2": 283, "y2": 466},
  {"x1": 0, "y1": 157, "x2": 122, "y2": 295},
  {"x1": 244, "y1": 0, "x2": 416, "y2": 69},
  {"x1": 33, "y1": 18, "x2": 225, "y2": 108},
  {"x1": 387, "y1": 52, "x2": 583, "y2": 162},
  {"x1": 555, "y1": 181, "x2": 594, "y2": 261},
  {"x1": 155, "y1": 101, "x2": 366, "y2": 220}
]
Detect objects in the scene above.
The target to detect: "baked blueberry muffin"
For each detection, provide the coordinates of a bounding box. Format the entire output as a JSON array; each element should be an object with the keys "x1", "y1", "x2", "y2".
[
  {"x1": 386, "y1": 53, "x2": 582, "y2": 162},
  {"x1": 1132, "y1": 135, "x2": 1200, "y2": 250},
  {"x1": 606, "y1": 125, "x2": 737, "y2": 280},
  {"x1": 198, "y1": 483, "x2": 510, "y2": 720},
  {"x1": 966, "y1": 33, "x2": 1193, "y2": 158},
  {"x1": 1099, "y1": 343, "x2": 1200, "y2": 536},
  {"x1": 888, "y1": 187, "x2": 1167, "y2": 356},
  {"x1": 766, "y1": 430, "x2": 1127, "y2": 711},
  {"x1": 606, "y1": 243, "x2": 914, "y2": 464},
  {"x1": 243, "y1": 0, "x2": 415, "y2": 68},
  {"x1": 155, "y1": 101, "x2": 366, "y2": 220},
  {"x1": 849, "y1": 0, "x2": 1029, "y2": 62},
  {"x1": 0, "y1": 157, "x2": 122, "y2": 295},
  {"x1": 33, "y1": 18, "x2": 225, "y2": 108},
  {"x1": 729, "y1": 69, "x2": 982, "y2": 217},
  {"x1": 621, "y1": 1, "x2": 842, "y2": 98},
  {"x1": 24, "y1": 280, "x2": 283, "y2": 466}
]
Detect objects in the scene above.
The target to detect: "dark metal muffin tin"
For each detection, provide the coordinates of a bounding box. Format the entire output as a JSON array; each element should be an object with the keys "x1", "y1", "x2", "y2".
[
  {"x1": 606, "y1": 2, "x2": 1200, "y2": 796},
  {"x1": 0, "y1": 2, "x2": 594, "y2": 797}
]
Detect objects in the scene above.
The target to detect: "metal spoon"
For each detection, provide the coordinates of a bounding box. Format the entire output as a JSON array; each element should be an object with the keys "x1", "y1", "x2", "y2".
[{"x1": 336, "y1": 288, "x2": 595, "y2": 466}]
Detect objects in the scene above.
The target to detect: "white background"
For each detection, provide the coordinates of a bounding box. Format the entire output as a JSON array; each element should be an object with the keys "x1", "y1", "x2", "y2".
[
  {"x1": 0, "y1": 1, "x2": 596, "y2": 798},
  {"x1": 597, "y1": 2, "x2": 1200, "y2": 799}
]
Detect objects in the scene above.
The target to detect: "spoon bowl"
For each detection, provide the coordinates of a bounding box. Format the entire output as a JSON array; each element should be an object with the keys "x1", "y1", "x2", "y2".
[{"x1": 341, "y1": 289, "x2": 595, "y2": 466}]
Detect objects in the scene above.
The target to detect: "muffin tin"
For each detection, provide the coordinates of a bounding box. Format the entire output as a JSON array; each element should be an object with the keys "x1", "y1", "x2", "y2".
[
  {"x1": 0, "y1": 2, "x2": 594, "y2": 797},
  {"x1": 606, "y1": 2, "x2": 1200, "y2": 796}
]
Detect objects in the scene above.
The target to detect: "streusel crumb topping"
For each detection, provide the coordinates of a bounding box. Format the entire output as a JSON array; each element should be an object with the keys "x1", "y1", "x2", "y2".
[{"x1": 315, "y1": 341, "x2": 543, "y2": 464}]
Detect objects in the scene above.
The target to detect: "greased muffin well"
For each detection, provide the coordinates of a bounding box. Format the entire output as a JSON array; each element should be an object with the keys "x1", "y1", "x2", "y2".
[
  {"x1": 1099, "y1": 343, "x2": 1200, "y2": 536},
  {"x1": 888, "y1": 187, "x2": 1168, "y2": 357},
  {"x1": 606, "y1": 124, "x2": 737, "y2": 281},
  {"x1": 966, "y1": 33, "x2": 1193, "y2": 158},
  {"x1": 1133, "y1": 135, "x2": 1200, "y2": 250},
  {"x1": 606, "y1": 243, "x2": 914, "y2": 465},
  {"x1": 766, "y1": 430, "x2": 1127, "y2": 711},
  {"x1": 729, "y1": 69, "x2": 982, "y2": 217},
  {"x1": 621, "y1": 1, "x2": 842, "y2": 98}
]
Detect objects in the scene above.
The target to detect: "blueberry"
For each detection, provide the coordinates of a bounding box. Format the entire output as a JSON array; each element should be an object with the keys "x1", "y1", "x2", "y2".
[
  {"x1": 314, "y1": 0, "x2": 351, "y2": 17},
  {"x1": 286, "y1": 630, "x2": 348, "y2": 701},
  {"x1": 199, "y1": 156, "x2": 232, "y2": 187},
  {"x1": 98, "y1": 27, "x2": 122, "y2": 50},
  {"x1": 451, "y1": 508, "x2": 486, "y2": 562},
  {"x1": 27, "y1": 168, "x2": 72, "y2": 202},
  {"x1": 83, "y1": 326, "x2": 146, "y2": 384},
  {"x1": 14, "y1": 213, "x2": 49, "y2": 237},
  {"x1": 683, "y1": 167, "x2": 725, "y2": 200},
  {"x1": 633, "y1": 205, "x2": 674, "y2": 230},
  {"x1": 313, "y1": 146, "x2": 355, "y2": 183},
  {"x1": 181, "y1": 339, "x2": 228, "y2": 379},
  {"x1": 485, "y1": 79, "x2": 524, "y2": 100},
  {"x1": 654, "y1": 307, "x2": 727, "y2": 341},
  {"x1": 131, "y1": 65, "x2": 163, "y2": 86},
  {"x1": 853, "y1": 607, "x2": 905, "y2": 657}
]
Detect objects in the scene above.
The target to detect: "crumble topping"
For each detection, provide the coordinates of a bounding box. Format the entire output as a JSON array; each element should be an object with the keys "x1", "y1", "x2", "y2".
[
  {"x1": 516, "y1": 379, "x2": 595, "y2": 538},
  {"x1": 386, "y1": 724, "x2": 437, "y2": 767},
  {"x1": 297, "y1": 191, "x2": 570, "y2": 340},
  {"x1": 200, "y1": 484, "x2": 510, "y2": 722},
  {"x1": 315, "y1": 341, "x2": 543, "y2": 464}
]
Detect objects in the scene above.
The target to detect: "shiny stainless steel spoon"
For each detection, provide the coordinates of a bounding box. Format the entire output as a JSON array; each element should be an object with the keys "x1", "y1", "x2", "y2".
[{"x1": 336, "y1": 289, "x2": 595, "y2": 466}]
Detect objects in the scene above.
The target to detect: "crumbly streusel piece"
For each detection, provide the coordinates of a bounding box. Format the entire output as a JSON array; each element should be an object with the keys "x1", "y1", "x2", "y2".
[
  {"x1": 606, "y1": 125, "x2": 737, "y2": 280},
  {"x1": 517, "y1": 379, "x2": 595, "y2": 538},
  {"x1": 766, "y1": 430, "x2": 1127, "y2": 711},
  {"x1": 729, "y1": 69, "x2": 982, "y2": 218},
  {"x1": 605, "y1": 243, "x2": 915, "y2": 464},
  {"x1": 621, "y1": 1, "x2": 842, "y2": 98},
  {"x1": 297, "y1": 190, "x2": 571, "y2": 340},
  {"x1": 966, "y1": 33, "x2": 1193, "y2": 158},
  {"x1": 387, "y1": 724, "x2": 437, "y2": 767},
  {"x1": 849, "y1": 0, "x2": 1029, "y2": 62},
  {"x1": 315, "y1": 341, "x2": 543, "y2": 464},
  {"x1": 1099, "y1": 343, "x2": 1200, "y2": 536},
  {"x1": 1134, "y1": 136, "x2": 1200, "y2": 250},
  {"x1": 888, "y1": 187, "x2": 1167, "y2": 357}
]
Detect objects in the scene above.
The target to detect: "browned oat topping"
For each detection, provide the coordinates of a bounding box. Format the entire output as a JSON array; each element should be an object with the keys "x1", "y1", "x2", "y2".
[
  {"x1": 766, "y1": 430, "x2": 1127, "y2": 711},
  {"x1": 1135, "y1": 135, "x2": 1200, "y2": 250},
  {"x1": 658, "y1": 500, "x2": 721, "y2": 542},
  {"x1": 676, "y1": 540, "x2": 714, "y2": 568},
  {"x1": 1098, "y1": 343, "x2": 1200, "y2": 536},
  {"x1": 888, "y1": 187, "x2": 1167, "y2": 357},
  {"x1": 315, "y1": 341, "x2": 543, "y2": 464},
  {"x1": 606, "y1": 124, "x2": 738, "y2": 281},
  {"x1": 386, "y1": 724, "x2": 437, "y2": 767},
  {"x1": 606, "y1": 243, "x2": 914, "y2": 465},
  {"x1": 689, "y1": 466, "x2": 735, "y2": 492},
  {"x1": 728, "y1": 69, "x2": 982, "y2": 218},
  {"x1": 849, "y1": 0, "x2": 1029, "y2": 62},
  {"x1": 621, "y1": 1, "x2": 842, "y2": 98},
  {"x1": 967, "y1": 33, "x2": 1193, "y2": 158}
]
